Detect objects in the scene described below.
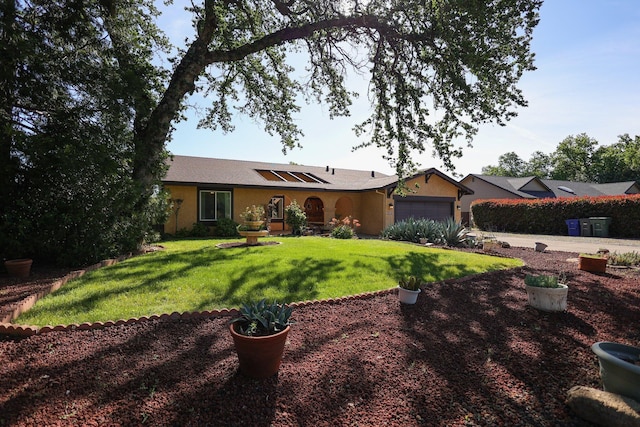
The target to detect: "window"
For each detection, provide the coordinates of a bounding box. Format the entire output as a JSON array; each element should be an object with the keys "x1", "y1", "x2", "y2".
[
  {"x1": 269, "y1": 196, "x2": 284, "y2": 220},
  {"x1": 199, "y1": 190, "x2": 231, "y2": 221}
]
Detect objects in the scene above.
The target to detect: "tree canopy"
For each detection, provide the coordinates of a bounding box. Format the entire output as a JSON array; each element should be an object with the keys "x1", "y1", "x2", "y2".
[
  {"x1": 480, "y1": 133, "x2": 640, "y2": 182},
  {"x1": 1, "y1": 0, "x2": 542, "y2": 265}
]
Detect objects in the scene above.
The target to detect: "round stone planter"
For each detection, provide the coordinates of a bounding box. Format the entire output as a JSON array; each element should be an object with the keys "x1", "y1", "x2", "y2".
[
  {"x1": 591, "y1": 342, "x2": 640, "y2": 401},
  {"x1": 398, "y1": 286, "x2": 421, "y2": 304},
  {"x1": 525, "y1": 284, "x2": 568, "y2": 312},
  {"x1": 229, "y1": 324, "x2": 290, "y2": 379},
  {"x1": 243, "y1": 220, "x2": 265, "y2": 231},
  {"x1": 4, "y1": 258, "x2": 33, "y2": 278}
]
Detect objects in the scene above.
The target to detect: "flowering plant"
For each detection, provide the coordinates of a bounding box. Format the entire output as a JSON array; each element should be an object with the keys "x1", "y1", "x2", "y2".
[
  {"x1": 240, "y1": 205, "x2": 265, "y2": 222},
  {"x1": 329, "y1": 216, "x2": 361, "y2": 239}
]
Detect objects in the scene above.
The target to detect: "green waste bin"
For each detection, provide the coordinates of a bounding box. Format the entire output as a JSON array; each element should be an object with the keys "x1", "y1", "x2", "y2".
[
  {"x1": 580, "y1": 218, "x2": 592, "y2": 237},
  {"x1": 590, "y1": 217, "x2": 612, "y2": 237}
]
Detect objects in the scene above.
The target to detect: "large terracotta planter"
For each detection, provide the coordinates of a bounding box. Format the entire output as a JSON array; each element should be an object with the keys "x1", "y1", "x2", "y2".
[
  {"x1": 578, "y1": 256, "x2": 607, "y2": 273},
  {"x1": 4, "y1": 258, "x2": 33, "y2": 278},
  {"x1": 591, "y1": 342, "x2": 640, "y2": 401},
  {"x1": 229, "y1": 324, "x2": 290, "y2": 379},
  {"x1": 525, "y1": 284, "x2": 568, "y2": 312}
]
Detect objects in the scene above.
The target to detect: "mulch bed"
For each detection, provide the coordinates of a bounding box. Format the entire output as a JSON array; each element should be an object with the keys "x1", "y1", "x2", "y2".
[{"x1": 1, "y1": 244, "x2": 639, "y2": 426}]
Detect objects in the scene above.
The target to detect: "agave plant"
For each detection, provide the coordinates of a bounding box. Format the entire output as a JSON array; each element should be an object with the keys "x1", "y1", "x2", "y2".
[
  {"x1": 437, "y1": 218, "x2": 469, "y2": 247},
  {"x1": 230, "y1": 299, "x2": 294, "y2": 336},
  {"x1": 398, "y1": 276, "x2": 423, "y2": 291}
]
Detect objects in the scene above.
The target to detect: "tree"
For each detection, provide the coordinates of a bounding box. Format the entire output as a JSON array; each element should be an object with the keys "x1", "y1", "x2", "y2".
[
  {"x1": 550, "y1": 133, "x2": 598, "y2": 182},
  {"x1": 522, "y1": 151, "x2": 552, "y2": 178},
  {"x1": 591, "y1": 134, "x2": 640, "y2": 183},
  {"x1": 2, "y1": 0, "x2": 542, "y2": 265},
  {"x1": 481, "y1": 152, "x2": 526, "y2": 177}
]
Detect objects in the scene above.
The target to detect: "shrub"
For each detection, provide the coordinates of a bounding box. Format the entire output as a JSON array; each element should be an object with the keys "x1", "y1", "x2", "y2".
[
  {"x1": 329, "y1": 216, "x2": 361, "y2": 239},
  {"x1": 381, "y1": 217, "x2": 438, "y2": 243},
  {"x1": 214, "y1": 218, "x2": 239, "y2": 237},
  {"x1": 607, "y1": 251, "x2": 640, "y2": 266},
  {"x1": 437, "y1": 218, "x2": 469, "y2": 247},
  {"x1": 285, "y1": 201, "x2": 307, "y2": 235}
]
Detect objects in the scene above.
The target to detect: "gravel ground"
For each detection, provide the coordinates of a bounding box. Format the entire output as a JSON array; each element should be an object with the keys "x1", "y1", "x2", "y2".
[{"x1": 1, "y1": 245, "x2": 639, "y2": 426}]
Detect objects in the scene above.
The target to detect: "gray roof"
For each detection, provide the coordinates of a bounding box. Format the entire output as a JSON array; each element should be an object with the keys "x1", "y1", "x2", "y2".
[
  {"x1": 465, "y1": 174, "x2": 640, "y2": 198},
  {"x1": 163, "y1": 155, "x2": 473, "y2": 194},
  {"x1": 163, "y1": 155, "x2": 399, "y2": 191}
]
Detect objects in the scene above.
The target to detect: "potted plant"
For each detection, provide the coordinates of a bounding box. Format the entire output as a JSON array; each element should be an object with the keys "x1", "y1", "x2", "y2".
[
  {"x1": 229, "y1": 299, "x2": 294, "y2": 378},
  {"x1": 524, "y1": 273, "x2": 568, "y2": 312},
  {"x1": 2, "y1": 234, "x2": 33, "y2": 278},
  {"x1": 578, "y1": 252, "x2": 608, "y2": 273},
  {"x1": 240, "y1": 205, "x2": 266, "y2": 230},
  {"x1": 591, "y1": 341, "x2": 640, "y2": 401},
  {"x1": 398, "y1": 276, "x2": 423, "y2": 304}
]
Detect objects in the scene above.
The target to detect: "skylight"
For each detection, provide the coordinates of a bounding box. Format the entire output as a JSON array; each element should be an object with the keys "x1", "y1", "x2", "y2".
[
  {"x1": 255, "y1": 170, "x2": 328, "y2": 184},
  {"x1": 557, "y1": 185, "x2": 575, "y2": 194}
]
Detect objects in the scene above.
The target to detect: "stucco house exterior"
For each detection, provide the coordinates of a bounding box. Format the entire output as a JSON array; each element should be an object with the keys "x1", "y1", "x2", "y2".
[
  {"x1": 161, "y1": 155, "x2": 473, "y2": 236},
  {"x1": 459, "y1": 174, "x2": 640, "y2": 225}
]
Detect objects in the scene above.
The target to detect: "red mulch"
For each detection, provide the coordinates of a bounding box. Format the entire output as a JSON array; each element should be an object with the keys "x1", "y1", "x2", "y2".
[{"x1": 1, "y1": 245, "x2": 639, "y2": 426}]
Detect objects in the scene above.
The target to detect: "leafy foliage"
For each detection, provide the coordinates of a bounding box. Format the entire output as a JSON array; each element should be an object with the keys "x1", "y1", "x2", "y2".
[
  {"x1": 381, "y1": 217, "x2": 468, "y2": 246},
  {"x1": 230, "y1": 299, "x2": 294, "y2": 337},
  {"x1": 214, "y1": 218, "x2": 239, "y2": 237},
  {"x1": 329, "y1": 216, "x2": 361, "y2": 239},
  {"x1": 398, "y1": 276, "x2": 423, "y2": 291},
  {"x1": 471, "y1": 195, "x2": 640, "y2": 238},
  {"x1": 285, "y1": 201, "x2": 307, "y2": 235},
  {"x1": 524, "y1": 274, "x2": 561, "y2": 288}
]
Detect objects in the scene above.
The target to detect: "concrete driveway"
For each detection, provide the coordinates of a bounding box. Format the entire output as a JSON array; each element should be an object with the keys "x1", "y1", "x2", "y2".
[{"x1": 477, "y1": 232, "x2": 640, "y2": 254}]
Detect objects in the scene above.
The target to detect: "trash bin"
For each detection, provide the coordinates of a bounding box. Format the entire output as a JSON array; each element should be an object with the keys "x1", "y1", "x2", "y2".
[
  {"x1": 580, "y1": 218, "x2": 592, "y2": 237},
  {"x1": 590, "y1": 217, "x2": 612, "y2": 237},
  {"x1": 565, "y1": 219, "x2": 580, "y2": 236}
]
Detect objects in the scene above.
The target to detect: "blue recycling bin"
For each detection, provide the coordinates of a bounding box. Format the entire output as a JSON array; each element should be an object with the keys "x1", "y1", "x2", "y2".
[{"x1": 565, "y1": 219, "x2": 580, "y2": 236}]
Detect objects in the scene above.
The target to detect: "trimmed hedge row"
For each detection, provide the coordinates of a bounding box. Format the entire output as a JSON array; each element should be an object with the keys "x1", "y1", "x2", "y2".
[{"x1": 471, "y1": 194, "x2": 640, "y2": 238}]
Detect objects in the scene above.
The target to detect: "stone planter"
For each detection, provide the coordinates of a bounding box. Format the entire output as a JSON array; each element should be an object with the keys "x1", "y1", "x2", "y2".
[
  {"x1": 398, "y1": 286, "x2": 421, "y2": 304},
  {"x1": 229, "y1": 324, "x2": 290, "y2": 379},
  {"x1": 525, "y1": 283, "x2": 568, "y2": 312},
  {"x1": 243, "y1": 220, "x2": 265, "y2": 231},
  {"x1": 4, "y1": 258, "x2": 33, "y2": 278},
  {"x1": 591, "y1": 342, "x2": 640, "y2": 401},
  {"x1": 578, "y1": 255, "x2": 607, "y2": 273}
]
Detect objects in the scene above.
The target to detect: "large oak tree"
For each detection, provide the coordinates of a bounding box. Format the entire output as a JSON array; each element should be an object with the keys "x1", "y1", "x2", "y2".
[{"x1": 1, "y1": 0, "x2": 541, "y2": 265}]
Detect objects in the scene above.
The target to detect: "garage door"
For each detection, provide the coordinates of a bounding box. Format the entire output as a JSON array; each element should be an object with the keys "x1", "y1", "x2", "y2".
[{"x1": 394, "y1": 196, "x2": 455, "y2": 222}]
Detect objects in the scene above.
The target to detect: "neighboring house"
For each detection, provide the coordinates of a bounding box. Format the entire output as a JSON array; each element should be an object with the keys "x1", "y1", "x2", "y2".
[
  {"x1": 161, "y1": 155, "x2": 473, "y2": 236},
  {"x1": 459, "y1": 174, "x2": 640, "y2": 225}
]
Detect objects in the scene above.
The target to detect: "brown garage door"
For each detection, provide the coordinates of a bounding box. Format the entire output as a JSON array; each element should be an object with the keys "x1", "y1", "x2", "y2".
[{"x1": 394, "y1": 196, "x2": 455, "y2": 222}]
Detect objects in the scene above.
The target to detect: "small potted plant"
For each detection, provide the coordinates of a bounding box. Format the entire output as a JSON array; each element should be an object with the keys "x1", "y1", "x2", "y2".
[
  {"x1": 398, "y1": 276, "x2": 423, "y2": 304},
  {"x1": 229, "y1": 299, "x2": 294, "y2": 378},
  {"x1": 578, "y1": 251, "x2": 608, "y2": 273},
  {"x1": 240, "y1": 205, "x2": 266, "y2": 230},
  {"x1": 524, "y1": 273, "x2": 568, "y2": 312}
]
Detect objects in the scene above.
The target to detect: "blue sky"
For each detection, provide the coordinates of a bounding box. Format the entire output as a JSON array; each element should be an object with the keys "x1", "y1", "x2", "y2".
[{"x1": 158, "y1": 1, "x2": 640, "y2": 177}]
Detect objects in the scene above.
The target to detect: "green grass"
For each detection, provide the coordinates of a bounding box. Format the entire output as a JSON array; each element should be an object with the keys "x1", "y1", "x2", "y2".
[{"x1": 16, "y1": 237, "x2": 522, "y2": 326}]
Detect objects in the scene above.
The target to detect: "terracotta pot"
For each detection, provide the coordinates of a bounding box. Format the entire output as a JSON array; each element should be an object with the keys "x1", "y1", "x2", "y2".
[
  {"x1": 4, "y1": 258, "x2": 33, "y2": 278},
  {"x1": 398, "y1": 286, "x2": 421, "y2": 304},
  {"x1": 578, "y1": 256, "x2": 607, "y2": 273},
  {"x1": 229, "y1": 324, "x2": 290, "y2": 379}
]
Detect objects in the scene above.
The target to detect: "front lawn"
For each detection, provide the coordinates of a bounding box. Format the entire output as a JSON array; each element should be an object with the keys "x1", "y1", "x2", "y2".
[{"x1": 16, "y1": 237, "x2": 522, "y2": 326}]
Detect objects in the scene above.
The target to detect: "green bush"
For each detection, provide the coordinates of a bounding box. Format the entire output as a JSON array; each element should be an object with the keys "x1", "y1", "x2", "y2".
[
  {"x1": 214, "y1": 218, "x2": 239, "y2": 237},
  {"x1": 285, "y1": 201, "x2": 307, "y2": 235},
  {"x1": 471, "y1": 195, "x2": 640, "y2": 238}
]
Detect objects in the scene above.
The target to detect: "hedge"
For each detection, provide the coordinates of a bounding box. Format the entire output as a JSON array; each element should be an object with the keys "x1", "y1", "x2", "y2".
[{"x1": 471, "y1": 194, "x2": 640, "y2": 238}]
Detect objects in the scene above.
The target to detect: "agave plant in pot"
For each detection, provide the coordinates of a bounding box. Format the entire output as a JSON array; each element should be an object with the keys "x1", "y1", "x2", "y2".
[
  {"x1": 229, "y1": 299, "x2": 294, "y2": 379},
  {"x1": 524, "y1": 273, "x2": 568, "y2": 312},
  {"x1": 398, "y1": 276, "x2": 423, "y2": 304}
]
